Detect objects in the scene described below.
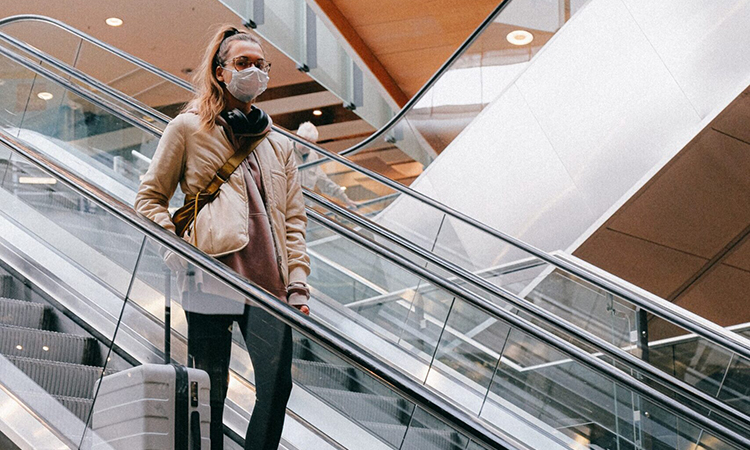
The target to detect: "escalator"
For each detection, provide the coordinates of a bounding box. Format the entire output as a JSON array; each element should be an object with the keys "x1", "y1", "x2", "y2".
[{"x1": 1, "y1": 14, "x2": 750, "y2": 450}]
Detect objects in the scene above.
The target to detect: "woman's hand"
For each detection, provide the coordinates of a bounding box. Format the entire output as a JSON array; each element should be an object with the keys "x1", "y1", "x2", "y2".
[{"x1": 294, "y1": 304, "x2": 310, "y2": 315}]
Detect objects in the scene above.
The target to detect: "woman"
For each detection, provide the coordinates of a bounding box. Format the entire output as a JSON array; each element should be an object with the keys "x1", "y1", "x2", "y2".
[{"x1": 135, "y1": 26, "x2": 310, "y2": 450}]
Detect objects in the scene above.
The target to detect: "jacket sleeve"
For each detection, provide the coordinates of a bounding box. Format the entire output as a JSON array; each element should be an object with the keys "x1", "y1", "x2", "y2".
[
  {"x1": 134, "y1": 117, "x2": 186, "y2": 234},
  {"x1": 283, "y1": 139, "x2": 311, "y2": 286}
]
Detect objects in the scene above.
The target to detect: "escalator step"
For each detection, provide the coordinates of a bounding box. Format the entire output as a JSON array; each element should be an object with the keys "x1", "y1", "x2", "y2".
[
  {"x1": 5, "y1": 355, "x2": 107, "y2": 398},
  {"x1": 54, "y1": 394, "x2": 94, "y2": 422},
  {"x1": 0, "y1": 297, "x2": 49, "y2": 329},
  {"x1": 0, "y1": 324, "x2": 97, "y2": 365},
  {"x1": 309, "y1": 386, "x2": 410, "y2": 425},
  {"x1": 1, "y1": 273, "x2": 13, "y2": 298},
  {"x1": 8, "y1": 388, "x2": 95, "y2": 425}
]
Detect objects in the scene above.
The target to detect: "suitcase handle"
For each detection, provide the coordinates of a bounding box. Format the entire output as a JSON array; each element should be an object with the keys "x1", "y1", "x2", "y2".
[
  {"x1": 189, "y1": 411, "x2": 201, "y2": 450},
  {"x1": 164, "y1": 268, "x2": 171, "y2": 364}
]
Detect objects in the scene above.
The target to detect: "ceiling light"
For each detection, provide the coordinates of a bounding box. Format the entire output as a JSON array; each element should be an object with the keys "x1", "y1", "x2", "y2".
[
  {"x1": 312, "y1": 110, "x2": 322, "y2": 116},
  {"x1": 15, "y1": 345, "x2": 22, "y2": 350},
  {"x1": 19, "y1": 176, "x2": 57, "y2": 185},
  {"x1": 42, "y1": 346, "x2": 50, "y2": 352},
  {"x1": 37, "y1": 92, "x2": 53, "y2": 101},
  {"x1": 507, "y1": 30, "x2": 534, "y2": 46},
  {"x1": 106, "y1": 17, "x2": 123, "y2": 27}
]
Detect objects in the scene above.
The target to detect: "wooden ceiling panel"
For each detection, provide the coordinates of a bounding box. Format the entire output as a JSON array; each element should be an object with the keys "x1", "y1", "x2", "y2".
[
  {"x1": 675, "y1": 263, "x2": 750, "y2": 328},
  {"x1": 325, "y1": 0, "x2": 500, "y2": 98},
  {"x1": 331, "y1": 0, "x2": 497, "y2": 28},
  {"x1": 355, "y1": 20, "x2": 471, "y2": 56},
  {"x1": 376, "y1": 44, "x2": 459, "y2": 96},
  {"x1": 713, "y1": 90, "x2": 750, "y2": 144},
  {"x1": 723, "y1": 233, "x2": 750, "y2": 273},
  {"x1": 607, "y1": 129, "x2": 750, "y2": 260},
  {"x1": 574, "y1": 86, "x2": 750, "y2": 331},
  {"x1": 572, "y1": 229, "x2": 707, "y2": 299}
]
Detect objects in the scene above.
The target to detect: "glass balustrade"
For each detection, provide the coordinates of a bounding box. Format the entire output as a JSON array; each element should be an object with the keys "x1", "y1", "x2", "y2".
[
  {"x1": 2, "y1": 16, "x2": 750, "y2": 450},
  {"x1": 0, "y1": 138, "x2": 503, "y2": 450}
]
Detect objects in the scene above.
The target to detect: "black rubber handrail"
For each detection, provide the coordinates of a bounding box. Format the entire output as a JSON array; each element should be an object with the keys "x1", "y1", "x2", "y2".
[
  {"x1": 0, "y1": 129, "x2": 527, "y2": 450},
  {"x1": 4, "y1": 33, "x2": 750, "y2": 437}
]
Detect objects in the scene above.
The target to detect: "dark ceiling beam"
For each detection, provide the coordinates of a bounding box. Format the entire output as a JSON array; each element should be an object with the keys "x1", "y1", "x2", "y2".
[
  {"x1": 308, "y1": 0, "x2": 409, "y2": 108},
  {"x1": 255, "y1": 81, "x2": 327, "y2": 102}
]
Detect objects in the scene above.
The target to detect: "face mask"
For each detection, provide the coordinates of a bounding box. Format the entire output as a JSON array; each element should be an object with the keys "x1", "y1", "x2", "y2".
[{"x1": 224, "y1": 66, "x2": 269, "y2": 103}]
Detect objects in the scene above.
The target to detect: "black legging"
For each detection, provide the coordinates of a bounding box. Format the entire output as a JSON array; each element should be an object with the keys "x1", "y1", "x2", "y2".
[{"x1": 186, "y1": 306, "x2": 293, "y2": 450}]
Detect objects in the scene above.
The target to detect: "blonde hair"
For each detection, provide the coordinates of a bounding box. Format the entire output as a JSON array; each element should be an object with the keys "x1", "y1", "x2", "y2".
[
  {"x1": 296, "y1": 121, "x2": 319, "y2": 142},
  {"x1": 184, "y1": 25, "x2": 264, "y2": 131}
]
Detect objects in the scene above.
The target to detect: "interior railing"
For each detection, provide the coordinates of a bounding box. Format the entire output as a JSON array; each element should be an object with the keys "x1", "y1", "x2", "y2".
[
  {"x1": 0, "y1": 130, "x2": 524, "y2": 450},
  {"x1": 1, "y1": 42, "x2": 750, "y2": 450}
]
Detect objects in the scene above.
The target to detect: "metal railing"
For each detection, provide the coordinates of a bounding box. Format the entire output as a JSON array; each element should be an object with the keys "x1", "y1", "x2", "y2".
[
  {"x1": 0, "y1": 129, "x2": 526, "y2": 450},
  {"x1": 3, "y1": 22, "x2": 750, "y2": 441}
]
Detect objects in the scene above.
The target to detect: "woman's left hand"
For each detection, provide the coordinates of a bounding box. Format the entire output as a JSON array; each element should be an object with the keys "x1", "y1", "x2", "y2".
[{"x1": 294, "y1": 304, "x2": 310, "y2": 315}]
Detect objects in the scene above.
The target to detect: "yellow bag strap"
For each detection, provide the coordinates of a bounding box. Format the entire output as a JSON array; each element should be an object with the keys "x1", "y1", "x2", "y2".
[
  {"x1": 179, "y1": 130, "x2": 269, "y2": 242},
  {"x1": 203, "y1": 131, "x2": 269, "y2": 196}
]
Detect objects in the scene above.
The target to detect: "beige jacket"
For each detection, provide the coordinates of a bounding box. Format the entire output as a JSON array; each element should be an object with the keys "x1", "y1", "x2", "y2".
[{"x1": 135, "y1": 112, "x2": 310, "y2": 292}]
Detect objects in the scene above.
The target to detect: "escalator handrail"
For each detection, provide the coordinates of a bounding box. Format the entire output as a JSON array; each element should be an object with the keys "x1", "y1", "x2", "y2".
[
  {"x1": 0, "y1": 31, "x2": 172, "y2": 128},
  {"x1": 0, "y1": 130, "x2": 528, "y2": 450},
  {"x1": 3, "y1": 12, "x2": 749, "y2": 380},
  {"x1": 303, "y1": 191, "x2": 750, "y2": 430},
  {"x1": 5, "y1": 38, "x2": 750, "y2": 436},
  {"x1": 6, "y1": 124, "x2": 750, "y2": 450},
  {"x1": 307, "y1": 208, "x2": 750, "y2": 450}
]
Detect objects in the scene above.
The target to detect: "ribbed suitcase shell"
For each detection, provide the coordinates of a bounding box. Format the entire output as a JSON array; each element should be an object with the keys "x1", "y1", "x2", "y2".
[{"x1": 92, "y1": 364, "x2": 211, "y2": 450}]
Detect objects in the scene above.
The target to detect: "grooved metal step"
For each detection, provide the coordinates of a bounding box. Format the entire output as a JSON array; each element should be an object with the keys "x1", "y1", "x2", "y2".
[
  {"x1": 309, "y1": 386, "x2": 410, "y2": 426},
  {"x1": 0, "y1": 324, "x2": 97, "y2": 365},
  {"x1": 6, "y1": 355, "x2": 105, "y2": 398},
  {"x1": 0, "y1": 273, "x2": 13, "y2": 298},
  {"x1": 54, "y1": 394, "x2": 94, "y2": 422},
  {"x1": 0, "y1": 297, "x2": 49, "y2": 329}
]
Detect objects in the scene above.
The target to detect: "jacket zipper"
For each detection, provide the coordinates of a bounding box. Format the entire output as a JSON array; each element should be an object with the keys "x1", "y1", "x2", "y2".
[{"x1": 253, "y1": 151, "x2": 287, "y2": 287}]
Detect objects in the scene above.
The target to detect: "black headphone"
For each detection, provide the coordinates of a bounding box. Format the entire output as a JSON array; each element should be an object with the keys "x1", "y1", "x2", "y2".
[{"x1": 223, "y1": 107, "x2": 268, "y2": 135}]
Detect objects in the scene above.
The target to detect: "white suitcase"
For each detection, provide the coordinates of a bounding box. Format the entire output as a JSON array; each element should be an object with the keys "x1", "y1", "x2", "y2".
[{"x1": 91, "y1": 363, "x2": 211, "y2": 449}]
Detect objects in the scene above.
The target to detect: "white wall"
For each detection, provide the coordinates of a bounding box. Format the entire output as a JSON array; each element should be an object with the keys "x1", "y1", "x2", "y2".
[{"x1": 378, "y1": 0, "x2": 750, "y2": 270}]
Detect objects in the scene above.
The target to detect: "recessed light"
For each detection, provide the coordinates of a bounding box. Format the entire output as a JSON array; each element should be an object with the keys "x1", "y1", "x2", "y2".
[
  {"x1": 19, "y1": 176, "x2": 57, "y2": 185},
  {"x1": 15, "y1": 345, "x2": 22, "y2": 350},
  {"x1": 312, "y1": 109, "x2": 322, "y2": 116},
  {"x1": 106, "y1": 17, "x2": 123, "y2": 27},
  {"x1": 42, "y1": 346, "x2": 50, "y2": 352},
  {"x1": 507, "y1": 30, "x2": 534, "y2": 46},
  {"x1": 37, "y1": 92, "x2": 53, "y2": 100}
]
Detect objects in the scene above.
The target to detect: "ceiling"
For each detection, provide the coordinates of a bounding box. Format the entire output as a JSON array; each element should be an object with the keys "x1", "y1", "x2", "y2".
[
  {"x1": 574, "y1": 86, "x2": 750, "y2": 340},
  {"x1": 315, "y1": 0, "x2": 501, "y2": 98},
  {"x1": 0, "y1": 0, "x2": 534, "y2": 191},
  {"x1": 0, "y1": 0, "x2": 374, "y2": 147}
]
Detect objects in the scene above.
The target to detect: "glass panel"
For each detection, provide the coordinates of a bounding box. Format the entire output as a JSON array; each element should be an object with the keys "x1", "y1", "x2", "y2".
[
  {"x1": 718, "y1": 355, "x2": 750, "y2": 416},
  {"x1": 0, "y1": 20, "x2": 193, "y2": 116}
]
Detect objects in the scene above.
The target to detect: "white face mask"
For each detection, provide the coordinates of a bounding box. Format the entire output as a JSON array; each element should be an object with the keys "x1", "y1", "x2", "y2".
[{"x1": 224, "y1": 66, "x2": 269, "y2": 103}]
